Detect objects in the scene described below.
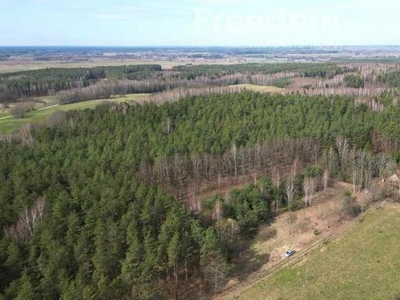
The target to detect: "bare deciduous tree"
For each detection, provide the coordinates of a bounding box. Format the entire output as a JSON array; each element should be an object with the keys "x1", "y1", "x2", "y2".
[
  {"x1": 230, "y1": 144, "x2": 238, "y2": 179},
  {"x1": 212, "y1": 200, "x2": 222, "y2": 221},
  {"x1": 12, "y1": 102, "x2": 35, "y2": 119},
  {"x1": 272, "y1": 167, "x2": 281, "y2": 187},
  {"x1": 286, "y1": 178, "x2": 296, "y2": 207},
  {"x1": 375, "y1": 153, "x2": 389, "y2": 180},
  {"x1": 352, "y1": 150, "x2": 373, "y2": 193},
  {"x1": 19, "y1": 124, "x2": 34, "y2": 147},
  {"x1": 303, "y1": 177, "x2": 316, "y2": 207},
  {"x1": 323, "y1": 169, "x2": 330, "y2": 191},
  {"x1": 203, "y1": 255, "x2": 227, "y2": 294}
]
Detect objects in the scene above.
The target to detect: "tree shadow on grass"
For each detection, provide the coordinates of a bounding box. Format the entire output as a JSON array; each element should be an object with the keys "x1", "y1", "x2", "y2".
[
  {"x1": 228, "y1": 250, "x2": 270, "y2": 281},
  {"x1": 227, "y1": 226, "x2": 277, "y2": 282},
  {"x1": 228, "y1": 251, "x2": 271, "y2": 281}
]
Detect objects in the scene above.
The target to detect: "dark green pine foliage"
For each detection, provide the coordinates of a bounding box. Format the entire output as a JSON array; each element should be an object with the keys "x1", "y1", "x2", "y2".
[{"x1": 0, "y1": 91, "x2": 399, "y2": 299}]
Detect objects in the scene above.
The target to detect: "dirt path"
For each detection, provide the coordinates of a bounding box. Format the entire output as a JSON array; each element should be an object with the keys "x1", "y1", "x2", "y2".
[
  {"x1": 0, "y1": 104, "x2": 60, "y2": 120},
  {"x1": 36, "y1": 104, "x2": 59, "y2": 111}
]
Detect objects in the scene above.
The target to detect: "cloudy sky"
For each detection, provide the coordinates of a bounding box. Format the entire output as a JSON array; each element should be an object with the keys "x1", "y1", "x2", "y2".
[{"x1": 1, "y1": 0, "x2": 400, "y2": 46}]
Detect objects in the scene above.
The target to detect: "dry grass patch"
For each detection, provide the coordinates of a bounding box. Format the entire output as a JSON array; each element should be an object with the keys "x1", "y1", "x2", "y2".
[
  {"x1": 240, "y1": 203, "x2": 400, "y2": 300},
  {"x1": 230, "y1": 84, "x2": 284, "y2": 94}
]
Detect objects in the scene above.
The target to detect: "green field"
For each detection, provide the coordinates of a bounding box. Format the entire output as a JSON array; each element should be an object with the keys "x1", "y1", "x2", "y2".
[
  {"x1": 240, "y1": 204, "x2": 400, "y2": 300},
  {"x1": 0, "y1": 94, "x2": 149, "y2": 133},
  {"x1": 230, "y1": 84, "x2": 284, "y2": 93}
]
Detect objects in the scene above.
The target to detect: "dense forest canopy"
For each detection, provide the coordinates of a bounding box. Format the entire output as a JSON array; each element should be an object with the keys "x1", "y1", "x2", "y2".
[
  {"x1": 172, "y1": 63, "x2": 352, "y2": 80},
  {"x1": 1, "y1": 90, "x2": 400, "y2": 299}
]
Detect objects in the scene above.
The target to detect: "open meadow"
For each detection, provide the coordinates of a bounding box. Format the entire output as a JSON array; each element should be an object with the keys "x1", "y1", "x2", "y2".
[
  {"x1": 229, "y1": 84, "x2": 284, "y2": 93},
  {"x1": 239, "y1": 203, "x2": 400, "y2": 300},
  {"x1": 0, "y1": 94, "x2": 149, "y2": 133}
]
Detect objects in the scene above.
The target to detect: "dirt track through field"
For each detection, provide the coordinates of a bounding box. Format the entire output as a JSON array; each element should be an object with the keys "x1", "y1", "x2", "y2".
[
  {"x1": 0, "y1": 104, "x2": 60, "y2": 120},
  {"x1": 213, "y1": 200, "x2": 382, "y2": 300}
]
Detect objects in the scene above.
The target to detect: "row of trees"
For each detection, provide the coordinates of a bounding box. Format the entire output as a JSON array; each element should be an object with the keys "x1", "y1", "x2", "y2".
[
  {"x1": 56, "y1": 79, "x2": 185, "y2": 104},
  {"x1": 0, "y1": 65, "x2": 163, "y2": 102},
  {"x1": 172, "y1": 63, "x2": 352, "y2": 80},
  {"x1": 3, "y1": 61, "x2": 399, "y2": 108}
]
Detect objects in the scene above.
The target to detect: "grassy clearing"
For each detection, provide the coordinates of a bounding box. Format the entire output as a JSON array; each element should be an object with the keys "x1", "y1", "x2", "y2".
[
  {"x1": 240, "y1": 203, "x2": 400, "y2": 300},
  {"x1": 0, "y1": 94, "x2": 149, "y2": 133},
  {"x1": 230, "y1": 84, "x2": 284, "y2": 93}
]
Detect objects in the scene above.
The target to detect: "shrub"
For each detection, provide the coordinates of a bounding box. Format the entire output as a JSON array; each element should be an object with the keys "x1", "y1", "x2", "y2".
[
  {"x1": 341, "y1": 195, "x2": 362, "y2": 218},
  {"x1": 343, "y1": 190, "x2": 352, "y2": 197},
  {"x1": 303, "y1": 165, "x2": 323, "y2": 178},
  {"x1": 11, "y1": 102, "x2": 35, "y2": 118},
  {"x1": 344, "y1": 74, "x2": 364, "y2": 88},
  {"x1": 272, "y1": 78, "x2": 292, "y2": 88},
  {"x1": 289, "y1": 199, "x2": 304, "y2": 212}
]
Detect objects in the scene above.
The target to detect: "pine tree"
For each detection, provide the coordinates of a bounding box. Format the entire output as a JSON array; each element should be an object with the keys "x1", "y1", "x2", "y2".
[{"x1": 15, "y1": 271, "x2": 35, "y2": 300}]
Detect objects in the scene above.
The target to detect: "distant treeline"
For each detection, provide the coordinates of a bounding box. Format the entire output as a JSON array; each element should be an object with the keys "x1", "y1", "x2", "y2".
[
  {"x1": 172, "y1": 63, "x2": 354, "y2": 80},
  {"x1": 0, "y1": 65, "x2": 162, "y2": 102},
  {"x1": 0, "y1": 62, "x2": 362, "y2": 104}
]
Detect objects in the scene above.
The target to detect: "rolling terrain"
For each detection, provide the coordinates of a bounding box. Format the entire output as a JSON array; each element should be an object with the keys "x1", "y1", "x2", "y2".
[
  {"x1": 238, "y1": 203, "x2": 400, "y2": 300},
  {"x1": 0, "y1": 94, "x2": 149, "y2": 133},
  {"x1": 2, "y1": 48, "x2": 400, "y2": 299}
]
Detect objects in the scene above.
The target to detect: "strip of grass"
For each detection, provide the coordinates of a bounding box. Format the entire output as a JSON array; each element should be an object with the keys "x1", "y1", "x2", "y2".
[
  {"x1": 230, "y1": 84, "x2": 284, "y2": 93},
  {"x1": 240, "y1": 204, "x2": 400, "y2": 300},
  {"x1": 0, "y1": 94, "x2": 149, "y2": 133}
]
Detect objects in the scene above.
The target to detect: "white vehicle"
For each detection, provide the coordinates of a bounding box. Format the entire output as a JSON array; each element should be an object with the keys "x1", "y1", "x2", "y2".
[{"x1": 285, "y1": 249, "x2": 296, "y2": 258}]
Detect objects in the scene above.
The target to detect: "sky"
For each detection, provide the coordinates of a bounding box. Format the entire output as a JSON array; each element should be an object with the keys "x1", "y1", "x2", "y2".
[{"x1": 1, "y1": 0, "x2": 400, "y2": 46}]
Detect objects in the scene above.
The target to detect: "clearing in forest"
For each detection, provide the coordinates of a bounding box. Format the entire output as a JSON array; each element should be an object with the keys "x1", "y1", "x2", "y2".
[
  {"x1": 0, "y1": 94, "x2": 149, "y2": 134},
  {"x1": 239, "y1": 202, "x2": 400, "y2": 300},
  {"x1": 229, "y1": 84, "x2": 284, "y2": 93}
]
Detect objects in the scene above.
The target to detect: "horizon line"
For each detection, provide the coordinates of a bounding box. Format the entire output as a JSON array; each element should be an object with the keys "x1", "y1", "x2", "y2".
[{"x1": 1, "y1": 44, "x2": 400, "y2": 48}]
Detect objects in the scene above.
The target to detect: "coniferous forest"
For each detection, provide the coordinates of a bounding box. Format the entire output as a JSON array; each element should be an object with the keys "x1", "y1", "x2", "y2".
[
  {"x1": 2, "y1": 52, "x2": 400, "y2": 299},
  {"x1": 2, "y1": 86, "x2": 400, "y2": 299}
]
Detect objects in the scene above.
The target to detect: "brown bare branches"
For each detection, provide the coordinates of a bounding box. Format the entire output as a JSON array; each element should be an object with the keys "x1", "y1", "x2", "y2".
[{"x1": 5, "y1": 197, "x2": 46, "y2": 243}]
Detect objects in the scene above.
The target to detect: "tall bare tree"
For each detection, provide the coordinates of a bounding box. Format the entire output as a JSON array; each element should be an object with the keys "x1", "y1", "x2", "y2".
[
  {"x1": 303, "y1": 177, "x2": 316, "y2": 207},
  {"x1": 286, "y1": 178, "x2": 296, "y2": 207},
  {"x1": 230, "y1": 144, "x2": 238, "y2": 179},
  {"x1": 323, "y1": 169, "x2": 330, "y2": 191}
]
